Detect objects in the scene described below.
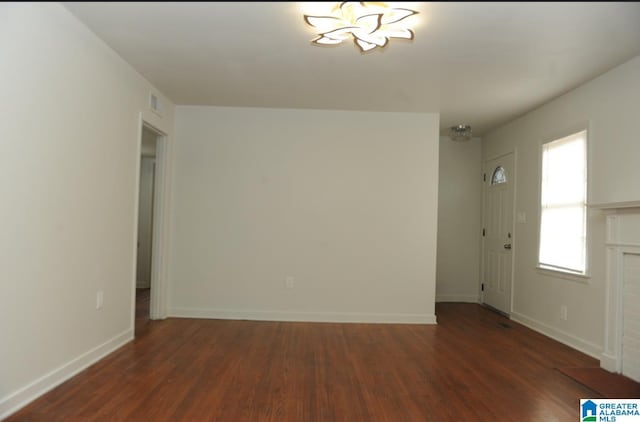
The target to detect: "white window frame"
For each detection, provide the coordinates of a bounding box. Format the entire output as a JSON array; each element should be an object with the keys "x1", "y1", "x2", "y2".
[{"x1": 536, "y1": 128, "x2": 590, "y2": 281}]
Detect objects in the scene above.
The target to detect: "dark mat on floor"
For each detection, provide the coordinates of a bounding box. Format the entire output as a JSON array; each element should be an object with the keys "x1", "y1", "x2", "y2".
[{"x1": 558, "y1": 367, "x2": 640, "y2": 398}]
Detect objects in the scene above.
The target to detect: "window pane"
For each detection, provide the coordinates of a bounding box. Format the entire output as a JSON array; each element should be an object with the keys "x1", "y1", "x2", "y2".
[
  {"x1": 491, "y1": 166, "x2": 506, "y2": 185},
  {"x1": 541, "y1": 135, "x2": 586, "y2": 205},
  {"x1": 538, "y1": 130, "x2": 587, "y2": 274},
  {"x1": 539, "y1": 205, "x2": 586, "y2": 272}
]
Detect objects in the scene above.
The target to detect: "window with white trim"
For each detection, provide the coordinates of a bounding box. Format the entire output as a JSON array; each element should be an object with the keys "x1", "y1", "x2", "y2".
[{"x1": 538, "y1": 130, "x2": 587, "y2": 275}]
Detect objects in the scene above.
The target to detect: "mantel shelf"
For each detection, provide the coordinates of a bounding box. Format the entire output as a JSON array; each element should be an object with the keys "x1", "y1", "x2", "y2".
[{"x1": 589, "y1": 200, "x2": 640, "y2": 210}]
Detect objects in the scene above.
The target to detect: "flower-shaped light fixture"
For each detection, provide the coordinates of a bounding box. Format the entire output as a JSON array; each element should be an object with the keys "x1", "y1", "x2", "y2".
[
  {"x1": 303, "y1": 2, "x2": 419, "y2": 53},
  {"x1": 449, "y1": 125, "x2": 473, "y2": 142}
]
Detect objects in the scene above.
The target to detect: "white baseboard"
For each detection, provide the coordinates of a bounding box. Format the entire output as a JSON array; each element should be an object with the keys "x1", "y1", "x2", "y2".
[
  {"x1": 510, "y1": 311, "x2": 602, "y2": 360},
  {"x1": 435, "y1": 294, "x2": 479, "y2": 303},
  {"x1": 600, "y1": 353, "x2": 619, "y2": 373},
  {"x1": 0, "y1": 329, "x2": 133, "y2": 420},
  {"x1": 169, "y1": 308, "x2": 437, "y2": 324}
]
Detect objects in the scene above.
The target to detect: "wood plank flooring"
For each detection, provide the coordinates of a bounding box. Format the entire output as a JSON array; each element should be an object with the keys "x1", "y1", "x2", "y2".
[{"x1": 6, "y1": 302, "x2": 601, "y2": 421}]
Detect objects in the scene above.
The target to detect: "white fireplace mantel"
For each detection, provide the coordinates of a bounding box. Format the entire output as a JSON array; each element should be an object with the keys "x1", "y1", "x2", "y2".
[
  {"x1": 590, "y1": 200, "x2": 640, "y2": 210},
  {"x1": 597, "y1": 204, "x2": 640, "y2": 380}
]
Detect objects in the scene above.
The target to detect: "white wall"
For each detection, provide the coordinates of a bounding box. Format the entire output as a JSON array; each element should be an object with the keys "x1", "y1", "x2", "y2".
[
  {"x1": 436, "y1": 136, "x2": 482, "y2": 302},
  {"x1": 0, "y1": 3, "x2": 174, "y2": 417},
  {"x1": 482, "y1": 55, "x2": 640, "y2": 358},
  {"x1": 170, "y1": 106, "x2": 439, "y2": 323}
]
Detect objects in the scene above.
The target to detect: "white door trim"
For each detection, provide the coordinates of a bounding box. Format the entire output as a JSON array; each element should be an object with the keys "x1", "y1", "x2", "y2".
[{"x1": 133, "y1": 114, "x2": 171, "y2": 323}]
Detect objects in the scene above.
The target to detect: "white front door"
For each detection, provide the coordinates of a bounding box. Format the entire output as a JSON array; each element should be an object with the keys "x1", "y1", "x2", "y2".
[{"x1": 482, "y1": 153, "x2": 515, "y2": 314}]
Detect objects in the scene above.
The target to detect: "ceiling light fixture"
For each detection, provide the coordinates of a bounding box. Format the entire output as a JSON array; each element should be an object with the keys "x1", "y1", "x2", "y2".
[
  {"x1": 303, "y1": 2, "x2": 419, "y2": 53},
  {"x1": 449, "y1": 124, "x2": 473, "y2": 142}
]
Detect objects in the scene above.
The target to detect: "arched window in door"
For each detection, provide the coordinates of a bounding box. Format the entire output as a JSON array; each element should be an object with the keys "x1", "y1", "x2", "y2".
[{"x1": 491, "y1": 166, "x2": 507, "y2": 185}]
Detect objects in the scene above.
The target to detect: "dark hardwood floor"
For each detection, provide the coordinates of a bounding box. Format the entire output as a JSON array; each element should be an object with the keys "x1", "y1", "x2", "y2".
[
  {"x1": 134, "y1": 287, "x2": 150, "y2": 337},
  {"x1": 6, "y1": 301, "x2": 601, "y2": 421}
]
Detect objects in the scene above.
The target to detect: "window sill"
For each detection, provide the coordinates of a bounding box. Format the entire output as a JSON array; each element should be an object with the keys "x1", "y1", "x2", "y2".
[{"x1": 536, "y1": 266, "x2": 591, "y2": 284}]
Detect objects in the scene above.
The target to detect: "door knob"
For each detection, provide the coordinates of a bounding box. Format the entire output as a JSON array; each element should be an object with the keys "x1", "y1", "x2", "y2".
[{"x1": 504, "y1": 244, "x2": 512, "y2": 250}]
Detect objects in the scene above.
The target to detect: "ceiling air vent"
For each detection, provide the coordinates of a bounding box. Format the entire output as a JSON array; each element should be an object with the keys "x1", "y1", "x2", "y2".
[{"x1": 149, "y1": 92, "x2": 162, "y2": 116}]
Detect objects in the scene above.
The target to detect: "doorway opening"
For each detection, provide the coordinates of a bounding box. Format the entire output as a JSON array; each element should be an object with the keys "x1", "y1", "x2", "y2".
[{"x1": 135, "y1": 122, "x2": 167, "y2": 335}]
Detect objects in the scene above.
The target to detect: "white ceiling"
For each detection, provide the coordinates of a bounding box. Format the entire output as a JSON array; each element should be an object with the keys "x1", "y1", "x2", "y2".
[{"x1": 64, "y1": 2, "x2": 640, "y2": 135}]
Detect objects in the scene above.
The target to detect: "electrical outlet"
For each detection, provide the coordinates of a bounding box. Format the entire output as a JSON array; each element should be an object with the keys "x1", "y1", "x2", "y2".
[
  {"x1": 96, "y1": 291, "x2": 104, "y2": 310},
  {"x1": 285, "y1": 276, "x2": 295, "y2": 289},
  {"x1": 560, "y1": 305, "x2": 567, "y2": 321}
]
